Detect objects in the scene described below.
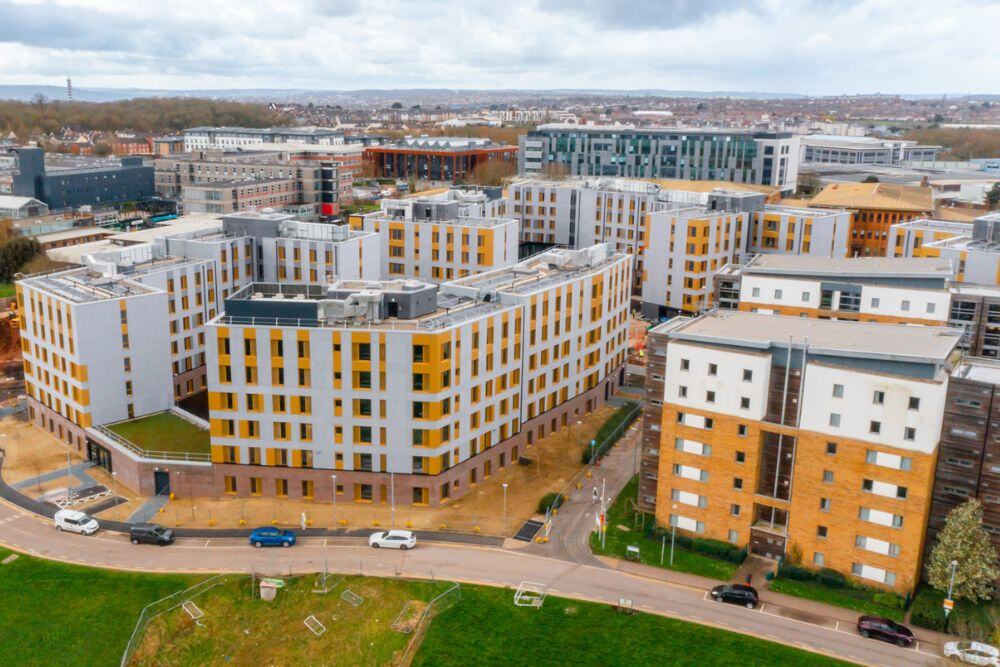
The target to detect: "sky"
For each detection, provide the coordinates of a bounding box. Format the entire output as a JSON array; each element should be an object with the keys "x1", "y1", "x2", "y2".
[{"x1": 0, "y1": 0, "x2": 996, "y2": 95}]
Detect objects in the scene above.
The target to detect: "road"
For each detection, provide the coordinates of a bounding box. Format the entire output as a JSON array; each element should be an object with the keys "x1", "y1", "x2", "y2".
[{"x1": 0, "y1": 491, "x2": 936, "y2": 666}]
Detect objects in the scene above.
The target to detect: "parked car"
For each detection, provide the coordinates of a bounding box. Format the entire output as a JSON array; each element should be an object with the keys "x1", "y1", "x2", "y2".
[
  {"x1": 857, "y1": 615, "x2": 914, "y2": 647},
  {"x1": 709, "y1": 584, "x2": 759, "y2": 609},
  {"x1": 248, "y1": 527, "x2": 296, "y2": 548},
  {"x1": 368, "y1": 530, "x2": 417, "y2": 550},
  {"x1": 130, "y1": 523, "x2": 175, "y2": 546},
  {"x1": 944, "y1": 641, "x2": 1000, "y2": 665},
  {"x1": 53, "y1": 509, "x2": 99, "y2": 535}
]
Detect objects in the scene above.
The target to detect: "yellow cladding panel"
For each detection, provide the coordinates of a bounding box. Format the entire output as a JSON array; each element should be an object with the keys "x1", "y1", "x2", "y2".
[
  {"x1": 478, "y1": 229, "x2": 494, "y2": 265},
  {"x1": 210, "y1": 445, "x2": 224, "y2": 463}
]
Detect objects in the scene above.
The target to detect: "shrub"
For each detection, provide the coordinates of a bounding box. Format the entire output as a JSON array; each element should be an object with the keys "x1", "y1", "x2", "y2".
[
  {"x1": 872, "y1": 591, "x2": 906, "y2": 610},
  {"x1": 778, "y1": 564, "x2": 817, "y2": 582},
  {"x1": 910, "y1": 589, "x2": 947, "y2": 632},
  {"x1": 817, "y1": 568, "x2": 848, "y2": 589},
  {"x1": 537, "y1": 492, "x2": 566, "y2": 514},
  {"x1": 645, "y1": 527, "x2": 745, "y2": 564},
  {"x1": 584, "y1": 402, "x2": 640, "y2": 463}
]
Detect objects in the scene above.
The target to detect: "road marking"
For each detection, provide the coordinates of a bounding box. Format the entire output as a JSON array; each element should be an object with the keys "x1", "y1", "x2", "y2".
[
  {"x1": 834, "y1": 621, "x2": 839, "y2": 632},
  {"x1": 203, "y1": 540, "x2": 210, "y2": 548},
  {"x1": 758, "y1": 603, "x2": 765, "y2": 612}
]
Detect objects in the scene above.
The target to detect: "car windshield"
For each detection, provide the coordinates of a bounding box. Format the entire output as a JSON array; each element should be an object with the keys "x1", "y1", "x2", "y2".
[{"x1": 153, "y1": 527, "x2": 168, "y2": 535}]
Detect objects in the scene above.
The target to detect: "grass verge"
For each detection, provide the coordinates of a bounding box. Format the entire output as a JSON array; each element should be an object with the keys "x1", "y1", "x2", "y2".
[
  {"x1": 910, "y1": 587, "x2": 1000, "y2": 641},
  {"x1": 590, "y1": 477, "x2": 740, "y2": 581},
  {"x1": 0, "y1": 282, "x2": 15, "y2": 299},
  {"x1": 769, "y1": 578, "x2": 905, "y2": 622},
  {"x1": 0, "y1": 547, "x2": 196, "y2": 666}
]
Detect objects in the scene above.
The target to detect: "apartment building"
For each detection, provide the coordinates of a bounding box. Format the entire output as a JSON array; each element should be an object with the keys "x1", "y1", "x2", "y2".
[
  {"x1": 352, "y1": 198, "x2": 519, "y2": 283},
  {"x1": 154, "y1": 151, "x2": 341, "y2": 218},
  {"x1": 183, "y1": 126, "x2": 345, "y2": 152},
  {"x1": 222, "y1": 210, "x2": 380, "y2": 285},
  {"x1": 926, "y1": 358, "x2": 1000, "y2": 558},
  {"x1": 518, "y1": 124, "x2": 800, "y2": 191},
  {"x1": 747, "y1": 204, "x2": 851, "y2": 258},
  {"x1": 713, "y1": 255, "x2": 955, "y2": 325},
  {"x1": 181, "y1": 178, "x2": 303, "y2": 216},
  {"x1": 809, "y1": 182, "x2": 933, "y2": 257},
  {"x1": 887, "y1": 219, "x2": 972, "y2": 259},
  {"x1": 203, "y1": 245, "x2": 631, "y2": 505},
  {"x1": 891, "y1": 214, "x2": 1000, "y2": 285},
  {"x1": 639, "y1": 204, "x2": 747, "y2": 317},
  {"x1": 653, "y1": 311, "x2": 961, "y2": 592}
]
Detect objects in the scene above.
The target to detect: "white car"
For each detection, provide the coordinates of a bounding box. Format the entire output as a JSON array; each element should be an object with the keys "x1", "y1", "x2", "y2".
[
  {"x1": 368, "y1": 529, "x2": 416, "y2": 550},
  {"x1": 53, "y1": 509, "x2": 99, "y2": 535},
  {"x1": 944, "y1": 642, "x2": 1000, "y2": 666}
]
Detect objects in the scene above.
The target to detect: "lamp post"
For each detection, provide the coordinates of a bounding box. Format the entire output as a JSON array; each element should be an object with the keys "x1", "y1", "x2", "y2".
[
  {"x1": 502, "y1": 483, "x2": 509, "y2": 535},
  {"x1": 389, "y1": 452, "x2": 396, "y2": 529},
  {"x1": 670, "y1": 503, "x2": 678, "y2": 566},
  {"x1": 111, "y1": 471, "x2": 118, "y2": 499},
  {"x1": 945, "y1": 559, "x2": 959, "y2": 629},
  {"x1": 331, "y1": 474, "x2": 337, "y2": 527}
]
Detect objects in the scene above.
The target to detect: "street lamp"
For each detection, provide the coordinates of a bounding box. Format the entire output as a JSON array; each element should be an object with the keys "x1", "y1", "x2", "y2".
[
  {"x1": 502, "y1": 483, "x2": 509, "y2": 535},
  {"x1": 945, "y1": 559, "x2": 959, "y2": 628},
  {"x1": 331, "y1": 474, "x2": 337, "y2": 527},
  {"x1": 111, "y1": 471, "x2": 118, "y2": 500},
  {"x1": 670, "y1": 503, "x2": 678, "y2": 566}
]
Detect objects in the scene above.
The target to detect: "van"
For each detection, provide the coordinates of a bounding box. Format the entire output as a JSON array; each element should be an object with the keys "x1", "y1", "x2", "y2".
[
  {"x1": 129, "y1": 523, "x2": 175, "y2": 546},
  {"x1": 53, "y1": 509, "x2": 99, "y2": 535}
]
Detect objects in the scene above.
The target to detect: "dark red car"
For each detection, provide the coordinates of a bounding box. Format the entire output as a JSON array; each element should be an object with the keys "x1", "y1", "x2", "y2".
[{"x1": 857, "y1": 615, "x2": 914, "y2": 647}]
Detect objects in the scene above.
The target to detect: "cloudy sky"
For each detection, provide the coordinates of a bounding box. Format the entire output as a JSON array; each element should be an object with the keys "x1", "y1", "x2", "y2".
[{"x1": 0, "y1": 0, "x2": 996, "y2": 94}]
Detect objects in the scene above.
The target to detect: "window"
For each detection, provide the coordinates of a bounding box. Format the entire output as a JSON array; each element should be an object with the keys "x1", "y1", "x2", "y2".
[
  {"x1": 870, "y1": 297, "x2": 880, "y2": 308},
  {"x1": 901, "y1": 300, "x2": 911, "y2": 312},
  {"x1": 829, "y1": 413, "x2": 841, "y2": 427},
  {"x1": 733, "y1": 477, "x2": 743, "y2": 490},
  {"x1": 927, "y1": 302, "x2": 936, "y2": 314},
  {"x1": 873, "y1": 390, "x2": 885, "y2": 405},
  {"x1": 817, "y1": 526, "x2": 828, "y2": 538},
  {"x1": 708, "y1": 363, "x2": 717, "y2": 376},
  {"x1": 680, "y1": 358, "x2": 690, "y2": 371},
  {"x1": 742, "y1": 369, "x2": 753, "y2": 382},
  {"x1": 823, "y1": 470, "x2": 834, "y2": 483},
  {"x1": 802, "y1": 291, "x2": 810, "y2": 302},
  {"x1": 774, "y1": 289, "x2": 783, "y2": 299},
  {"x1": 908, "y1": 396, "x2": 920, "y2": 410},
  {"x1": 813, "y1": 552, "x2": 825, "y2": 566},
  {"x1": 826, "y1": 442, "x2": 837, "y2": 455},
  {"x1": 751, "y1": 287, "x2": 760, "y2": 298},
  {"x1": 730, "y1": 504, "x2": 741, "y2": 516},
  {"x1": 735, "y1": 451, "x2": 746, "y2": 463},
  {"x1": 737, "y1": 424, "x2": 747, "y2": 437},
  {"x1": 820, "y1": 498, "x2": 831, "y2": 512},
  {"x1": 728, "y1": 530, "x2": 739, "y2": 543},
  {"x1": 869, "y1": 420, "x2": 881, "y2": 435},
  {"x1": 904, "y1": 427, "x2": 916, "y2": 441},
  {"x1": 740, "y1": 397, "x2": 750, "y2": 410},
  {"x1": 678, "y1": 385, "x2": 688, "y2": 398},
  {"x1": 832, "y1": 384, "x2": 844, "y2": 398},
  {"x1": 706, "y1": 390, "x2": 716, "y2": 403}
]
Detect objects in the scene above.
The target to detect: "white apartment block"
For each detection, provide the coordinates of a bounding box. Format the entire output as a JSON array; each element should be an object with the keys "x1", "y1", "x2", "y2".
[
  {"x1": 204, "y1": 245, "x2": 631, "y2": 505},
  {"x1": 889, "y1": 213, "x2": 1000, "y2": 285},
  {"x1": 748, "y1": 205, "x2": 851, "y2": 258},
  {"x1": 183, "y1": 126, "x2": 345, "y2": 152},
  {"x1": 355, "y1": 197, "x2": 519, "y2": 283}
]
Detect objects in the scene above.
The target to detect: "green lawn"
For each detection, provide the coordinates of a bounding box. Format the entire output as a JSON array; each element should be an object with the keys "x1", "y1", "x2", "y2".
[
  {"x1": 590, "y1": 477, "x2": 740, "y2": 581},
  {"x1": 107, "y1": 411, "x2": 210, "y2": 455},
  {"x1": 0, "y1": 282, "x2": 15, "y2": 299},
  {"x1": 769, "y1": 578, "x2": 905, "y2": 622},
  {"x1": 416, "y1": 585, "x2": 848, "y2": 666},
  {"x1": 0, "y1": 548, "x2": 196, "y2": 666}
]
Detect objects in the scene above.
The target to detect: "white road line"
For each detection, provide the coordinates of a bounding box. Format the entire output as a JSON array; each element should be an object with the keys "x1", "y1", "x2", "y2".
[
  {"x1": 834, "y1": 621, "x2": 839, "y2": 632},
  {"x1": 203, "y1": 539, "x2": 210, "y2": 548}
]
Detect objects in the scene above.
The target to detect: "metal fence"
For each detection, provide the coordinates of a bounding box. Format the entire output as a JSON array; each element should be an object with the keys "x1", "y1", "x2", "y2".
[
  {"x1": 119, "y1": 573, "x2": 237, "y2": 667},
  {"x1": 399, "y1": 582, "x2": 462, "y2": 665},
  {"x1": 93, "y1": 425, "x2": 211, "y2": 463}
]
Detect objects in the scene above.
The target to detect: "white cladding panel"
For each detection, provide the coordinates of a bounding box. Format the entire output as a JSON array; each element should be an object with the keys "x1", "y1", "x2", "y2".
[
  {"x1": 742, "y1": 275, "x2": 822, "y2": 308},
  {"x1": 799, "y1": 363, "x2": 947, "y2": 455},
  {"x1": 665, "y1": 342, "x2": 770, "y2": 421},
  {"x1": 859, "y1": 285, "x2": 950, "y2": 320}
]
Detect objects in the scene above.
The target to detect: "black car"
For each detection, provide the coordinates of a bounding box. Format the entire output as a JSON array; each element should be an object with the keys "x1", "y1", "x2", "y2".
[
  {"x1": 857, "y1": 615, "x2": 915, "y2": 647},
  {"x1": 710, "y1": 584, "x2": 759, "y2": 608},
  {"x1": 129, "y1": 523, "x2": 175, "y2": 546}
]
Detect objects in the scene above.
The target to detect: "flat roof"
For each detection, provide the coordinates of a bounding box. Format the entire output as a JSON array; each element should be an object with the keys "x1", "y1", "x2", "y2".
[
  {"x1": 665, "y1": 310, "x2": 960, "y2": 363},
  {"x1": 35, "y1": 227, "x2": 114, "y2": 244},
  {"x1": 452, "y1": 245, "x2": 626, "y2": 295},
  {"x1": 20, "y1": 267, "x2": 160, "y2": 304},
  {"x1": 953, "y1": 357, "x2": 1000, "y2": 385},
  {"x1": 109, "y1": 216, "x2": 223, "y2": 245},
  {"x1": 742, "y1": 254, "x2": 954, "y2": 279}
]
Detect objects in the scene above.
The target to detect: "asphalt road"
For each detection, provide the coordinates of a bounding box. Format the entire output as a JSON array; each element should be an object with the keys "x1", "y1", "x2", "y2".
[{"x1": 0, "y1": 497, "x2": 938, "y2": 666}]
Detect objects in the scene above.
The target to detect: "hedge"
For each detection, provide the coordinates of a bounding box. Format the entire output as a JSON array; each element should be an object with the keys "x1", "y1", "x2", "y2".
[
  {"x1": 909, "y1": 588, "x2": 947, "y2": 632},
  {"x1": 537, "y1": 492, "x2": 566, "y2": 514},
  {"x1": 581, "y1": 401, "x2": 640, "y2": 464},
  {"x1": 647, "y1": 526, "x2": 748, "y2": 564},
  {"x1": 777, "y1": 562, "x2": 906, "y2": 609}
]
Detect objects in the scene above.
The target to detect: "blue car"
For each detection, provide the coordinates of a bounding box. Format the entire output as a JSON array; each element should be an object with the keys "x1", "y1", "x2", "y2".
[{"x1": 248, "y1": 527, "x2": 296, "y2": 548}]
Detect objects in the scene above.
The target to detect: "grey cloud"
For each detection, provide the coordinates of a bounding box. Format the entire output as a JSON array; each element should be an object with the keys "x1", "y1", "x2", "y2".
[{"x1": 543, "y1": 0, "x2": 766, "y2": 29}]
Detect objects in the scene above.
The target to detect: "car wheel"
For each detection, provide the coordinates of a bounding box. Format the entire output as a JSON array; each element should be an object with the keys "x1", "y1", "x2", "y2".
[
  {"x1": 254, "y1": 541, "x2": 263, "y2": 548},
  {"x1": 896, "y1": 639, "x2": 907, "y2": 648},
  {"x1": 56, "y1": 525, "x2": 63, "y2": 531},
  {"x1": 403, "y1": 545, "x2": 411, "y2": 550},
  {"x1": 713, "y1": 595, "x2": 722, "y2": 602},
  {"x1": 282, "y1": 541, "x2": 290, "y2": 548},
  {"x1": 131, "y1": 538, "x2": 139, "y2": 545},
  {"x1": 860, "y1": 630, "x2": 870, "y2": 638},
  {"x1": 745, "y1": 601, "x2": 754, "y2": 609},
  {"x1": 372, "y1": 542, "x2": 380, "y2": 548}
]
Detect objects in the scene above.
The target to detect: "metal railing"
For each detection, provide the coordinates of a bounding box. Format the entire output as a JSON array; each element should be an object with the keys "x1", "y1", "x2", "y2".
[
  {"x1": 93, "y1": 425, "x2": 212, "y2": 464},
  {"x1": 399, "y1": 583, "x2": 462, "y2": 665},
  {"x1": 120, "y1": 574, "x2": 236, "y2": 667}
]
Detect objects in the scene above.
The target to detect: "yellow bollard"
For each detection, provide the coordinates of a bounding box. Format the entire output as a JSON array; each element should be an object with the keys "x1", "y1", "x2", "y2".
[
  {"x1": 473, "y1": 526, "x2": 481, "y2": 533},
  {"x1": 239, "y1": 518, "x2": 246, "y2": 526},
  {"x1": 552, "y1": 508, "x2": 559, "y2": 516},
  {"x1": 306, "y1": 519, "x2": 313, "y2": 527},
  {"x1": 372, "y1": 520, "x2": 380, "y2": 527},
  {"x1": 338, "y1": 518, "x2": 348, "y2": 526},
  {"x1": 405, "y1": 521, "x2": 413, "y2": 529},
  {"x1": 207, "y1": 519, "x2": 216, "y2": 527},
  {"x1": 439, "y1": 523, "x2": 447, "y2": 530},
  {"x1": 585, "y1": 471, "x2": 593, "y2": 479}
]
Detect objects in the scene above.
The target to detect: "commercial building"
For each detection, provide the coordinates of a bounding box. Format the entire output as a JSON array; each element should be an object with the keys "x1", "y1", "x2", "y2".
[
  {"x1": 365, "y1": 137, "x2": 518, "y2": 183},
  {"x1": 8, "y1": 147, "x2": 154, "y2": 210},
  {"x1": 518, "y1": 124, "x2": 800, "y2": 192},
  {"x1": 712, "y1": 255, "x2": 955, "y2": 325},
  {"x1": 809, "y1": 182, "x2": 933, "y2": 257},
  {"x1": 154, "y1": 151, "x2": 341, "y2": 218},
  {"x1": 204, "y1": 244, "x2": 631, "y2": 505},
  {"x1": 352, "y1": 197, "x2": 519, "y2": 283},
  {"x1": 652, "y1": 310, "x2": 961, "y2": 592},
  {"x1": 801, "y1": 135, "x2": 941, "y2": 166},
  {"x1": 927, "y1": 358, "x2": 1000, "y2": 558},
  {"x1": 183, "y1": 126, "x2": 345, "y2": 152},
  {"x1": 0, "y1": 194, "x2": 48, "y2": 220}
]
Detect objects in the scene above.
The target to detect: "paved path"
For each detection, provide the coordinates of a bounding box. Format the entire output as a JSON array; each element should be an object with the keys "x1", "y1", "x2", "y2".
[
  {"x1": 127, "y1": 494, "x2": 170, "y2": 523},
  {"x1": 12, "y1": 461, "x2": 97, "y2": 491}
]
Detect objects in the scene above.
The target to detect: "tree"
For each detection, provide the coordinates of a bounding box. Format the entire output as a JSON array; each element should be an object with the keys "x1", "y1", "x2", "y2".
[
  {"x1": 0, "y1": 236, "x2": 41, "y2": 281},
  {"x1": 862, "y1": 175, "x2": 880, "y2": 183},
  {"x1": 797, "y1": 172, "x2": 822, "y2": 196},
  {"x1": 539, "y1": 162, "x2": 570, "y2": 180},
  {"x1": 986, "y1": 182, "x2": 1000, "y2": 210},
  {"x1": 926, "y1": 499, "x2": 1000, "y2": 602},
  {"x1": 390, "y1": 102, "x2": 403, "y2": 110},
  {"x1": 468, "y1": 158, "x2": 515, "y2": 186}
]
